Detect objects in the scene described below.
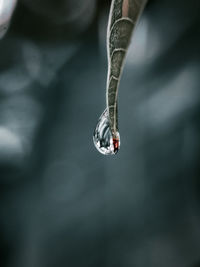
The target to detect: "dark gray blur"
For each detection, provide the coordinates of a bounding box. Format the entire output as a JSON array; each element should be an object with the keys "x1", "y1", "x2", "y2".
[{"x1": 0, "y1": 0, "x2": 200, "y2": 266}]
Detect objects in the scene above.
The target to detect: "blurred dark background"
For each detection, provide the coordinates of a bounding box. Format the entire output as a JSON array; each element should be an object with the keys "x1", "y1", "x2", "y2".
[{"x1": 0, "y1": 0, "x2": 200, "y2": 266}]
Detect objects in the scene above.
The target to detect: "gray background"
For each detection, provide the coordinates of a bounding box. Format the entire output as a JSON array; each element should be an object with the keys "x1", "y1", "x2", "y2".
[{"x1": 0, "y1": 0, "x2": 200, "y2": 266}]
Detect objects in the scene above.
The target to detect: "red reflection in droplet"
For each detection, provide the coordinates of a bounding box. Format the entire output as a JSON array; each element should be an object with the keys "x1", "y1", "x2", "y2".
[{"x1": 113, "y1": 138, "x2": 119, "y2": 154}]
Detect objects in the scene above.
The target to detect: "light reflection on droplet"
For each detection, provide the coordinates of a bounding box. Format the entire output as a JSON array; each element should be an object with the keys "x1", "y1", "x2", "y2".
[{"x1": 93, "y1": 109, "x2": 120, "y2": 155}]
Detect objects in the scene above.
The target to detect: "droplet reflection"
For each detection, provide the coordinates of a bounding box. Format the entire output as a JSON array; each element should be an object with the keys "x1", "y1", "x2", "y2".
[{"x1": 93, "y1": 109, "x2": 120, "y2": 155}]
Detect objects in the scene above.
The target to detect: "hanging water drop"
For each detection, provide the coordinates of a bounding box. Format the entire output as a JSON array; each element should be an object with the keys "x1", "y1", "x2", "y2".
[
  {"x1": 93, "y1": 0, "x2": 147, "y2": 155},
  {"x1": 93, "y1": 109, "x2": 120, "y2": 155}
]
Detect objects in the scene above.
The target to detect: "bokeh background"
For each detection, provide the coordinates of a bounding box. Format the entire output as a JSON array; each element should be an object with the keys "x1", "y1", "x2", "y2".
[{"x1": 0, "y1": 0, "x2": 200, "y2": 266}]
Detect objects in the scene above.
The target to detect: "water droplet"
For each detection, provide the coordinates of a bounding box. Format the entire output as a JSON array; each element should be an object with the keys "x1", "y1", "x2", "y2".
[{"x1": 93, "y1": 109, "x2": 120, "y2": 155}]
